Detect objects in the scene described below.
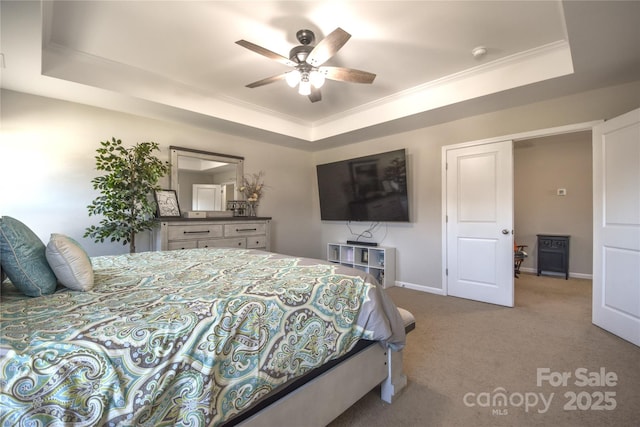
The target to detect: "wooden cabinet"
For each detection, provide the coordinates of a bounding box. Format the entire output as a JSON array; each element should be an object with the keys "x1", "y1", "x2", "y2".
[
  {"x1": 155, "y1": 218, "x2": 271, "y2": 251},
  {"x1": 327, "y1": 243, "x2": 395, "y2": 288},
  {"x1": 537, "y1": 234, "x2": 570, "y2": 279}
]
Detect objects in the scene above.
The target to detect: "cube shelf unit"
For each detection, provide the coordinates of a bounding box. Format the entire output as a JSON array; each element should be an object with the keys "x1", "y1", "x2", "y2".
[{"x1": 327, "y1": 243, "x2": 396, "y2": 288}]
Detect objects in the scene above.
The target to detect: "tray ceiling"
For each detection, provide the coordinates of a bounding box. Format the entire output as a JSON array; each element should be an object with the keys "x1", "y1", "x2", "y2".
[{"x1": 2, "y1": 1, "x2": 639, "y2": 149}]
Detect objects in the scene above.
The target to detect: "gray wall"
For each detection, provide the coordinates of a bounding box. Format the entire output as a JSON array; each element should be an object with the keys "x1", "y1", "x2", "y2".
[
  {"x1": 312, "y1": 81, "x2": 639, "y2": 291},
  {"x1": 2, "y1": 80, "x2": 639, "y2": 291},
  {"x1": 0, "y1": 89, "x2": 318, "y2": 258},
  {"x1": 514, "y1": 132, "x2": 593, "y2": 277}
]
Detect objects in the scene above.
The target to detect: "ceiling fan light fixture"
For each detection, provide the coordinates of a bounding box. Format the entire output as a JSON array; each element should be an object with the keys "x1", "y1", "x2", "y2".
[
  {"x1": 310, "y1": 70, "x2": 325, "y2": 88},
  {"x1": 298, "y1": 76, "x2": 311, "y2": 95},
  {"x1": 285, "y1": 70, "x2": 301, "y2": 87}
]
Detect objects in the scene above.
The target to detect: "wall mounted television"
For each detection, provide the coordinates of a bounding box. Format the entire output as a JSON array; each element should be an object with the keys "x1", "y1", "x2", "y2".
[{"x1": 316, "y1": 149, "x2": 409, "y2": 222}]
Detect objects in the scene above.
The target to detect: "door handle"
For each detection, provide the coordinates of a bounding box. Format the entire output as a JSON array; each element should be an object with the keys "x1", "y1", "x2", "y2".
[{"x1": 502, "y1": 229, "x2": 510, "y2": 235}]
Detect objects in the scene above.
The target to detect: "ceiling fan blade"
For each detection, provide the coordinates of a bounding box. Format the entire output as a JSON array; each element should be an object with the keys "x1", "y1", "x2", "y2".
[
  {"x1": 306, "y1": 27, "x2": 351, "y2": 67},
  {"x1": 321, "y1": 66, "x2": 376, "y2": 84},
  {"x1": 245, "y1": 73, "x2": 286, "y2": 88},
  {"x1": 236, "y1": 40, "x2": 297, "y2": 67},
  {"x1": 308, "y1": 87, "x2": 322, "y2": 103}
]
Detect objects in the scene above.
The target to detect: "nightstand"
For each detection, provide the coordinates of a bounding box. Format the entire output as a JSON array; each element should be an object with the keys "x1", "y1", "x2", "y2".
[{"x1": 536, "y1": 234, "x2": 570, "y2": 279}]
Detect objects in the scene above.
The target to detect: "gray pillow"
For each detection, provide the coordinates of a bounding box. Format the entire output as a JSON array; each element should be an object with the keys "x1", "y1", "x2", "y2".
[
  {"x1": 0, "y1": 216, "x2": 57, "y2": 296},
  {"x1": 45, "y1": 233, "x2": 94, "y2": 291}
]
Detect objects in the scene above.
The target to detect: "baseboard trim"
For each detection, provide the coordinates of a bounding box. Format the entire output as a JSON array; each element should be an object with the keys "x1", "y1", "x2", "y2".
[
  {"x1": 393, "y1": 281, "x2": 446, "y2": 295},
  {"x1": 391, "y1": 270, "x2": 592, "y2": 296},
  {"x1": 519, "y1": 267, "x2": 592, "y2": 280}
]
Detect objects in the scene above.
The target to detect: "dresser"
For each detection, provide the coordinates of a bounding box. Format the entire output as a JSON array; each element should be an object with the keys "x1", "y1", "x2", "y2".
[
  {"x1": 536, "y1": 234, "x2": 570, "y2": 279},
  {"x1": 154, "y1": 217, "x2": 271, "y2": 251}
]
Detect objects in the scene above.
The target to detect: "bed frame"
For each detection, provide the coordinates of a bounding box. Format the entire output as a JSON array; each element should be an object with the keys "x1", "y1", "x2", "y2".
[{"x1": 235, "y1": 308, "x2": 415, "y2": 426}]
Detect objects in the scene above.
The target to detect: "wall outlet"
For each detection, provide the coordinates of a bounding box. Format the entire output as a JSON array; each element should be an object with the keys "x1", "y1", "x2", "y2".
[{"x1": 557, "y1": 188, "x2": 567, "y2": 196}]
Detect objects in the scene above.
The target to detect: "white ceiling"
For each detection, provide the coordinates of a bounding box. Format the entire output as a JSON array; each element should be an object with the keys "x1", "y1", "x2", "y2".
[{"x1": 1, "y1": 1, "x2": 639, "y2": 150}]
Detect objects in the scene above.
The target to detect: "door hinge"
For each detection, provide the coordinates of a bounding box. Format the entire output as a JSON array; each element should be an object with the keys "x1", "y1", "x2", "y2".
[{"x1": 446, "y1": 268, "x2": 448, "y2": 276}]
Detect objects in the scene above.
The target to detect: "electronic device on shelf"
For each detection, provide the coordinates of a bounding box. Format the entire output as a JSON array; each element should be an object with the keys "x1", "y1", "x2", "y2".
[{"x1": 347, "y1": 240, "x2": 378, "y2": 247}]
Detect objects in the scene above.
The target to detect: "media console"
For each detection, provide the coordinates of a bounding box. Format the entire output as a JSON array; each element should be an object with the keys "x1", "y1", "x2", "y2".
[{"x1": 327, "y1": 242, "x2": 396, "y2": 288}]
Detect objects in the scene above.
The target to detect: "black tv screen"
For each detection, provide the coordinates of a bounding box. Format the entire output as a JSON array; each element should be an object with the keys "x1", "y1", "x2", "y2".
[{"x1": 316, "y1": 149, "x2": 409, "y2": 222}]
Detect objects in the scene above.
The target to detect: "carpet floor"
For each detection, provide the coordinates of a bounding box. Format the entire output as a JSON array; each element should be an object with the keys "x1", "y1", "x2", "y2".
[{"x1": 328, "y1": 273, "x2": 640, "y2": 427}]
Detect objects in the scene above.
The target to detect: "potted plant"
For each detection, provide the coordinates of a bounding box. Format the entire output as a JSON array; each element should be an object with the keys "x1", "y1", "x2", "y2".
[{"x1": 84, "y1": 137, "x2": 169, "y2": 253}]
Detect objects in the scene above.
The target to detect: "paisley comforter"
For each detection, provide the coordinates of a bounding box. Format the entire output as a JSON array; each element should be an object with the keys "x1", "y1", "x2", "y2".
[{"x1": 0, "y1": 248, "x2": 405, "y2": 426}]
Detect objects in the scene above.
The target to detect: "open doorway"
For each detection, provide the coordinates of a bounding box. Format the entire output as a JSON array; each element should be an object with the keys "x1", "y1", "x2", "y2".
[
  {"x1": 513, "y1": 131, "x2": 593, "y2": 280},
  {"x1": 442, "y1": 122, "x2": 598, "y2": 307},
  {"x1": 443, "y1": 111, "x2": 639, "y2": 345}
]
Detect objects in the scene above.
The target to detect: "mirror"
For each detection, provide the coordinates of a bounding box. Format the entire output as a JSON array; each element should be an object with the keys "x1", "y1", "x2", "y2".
[{"x1": 170, "y1": 146, "x2": 244, "y2": 215}]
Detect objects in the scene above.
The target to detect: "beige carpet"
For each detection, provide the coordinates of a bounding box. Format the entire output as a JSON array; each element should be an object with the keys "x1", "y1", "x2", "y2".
[{"x1": 329, "y1": 274, "x2": 640, "y2": 427}]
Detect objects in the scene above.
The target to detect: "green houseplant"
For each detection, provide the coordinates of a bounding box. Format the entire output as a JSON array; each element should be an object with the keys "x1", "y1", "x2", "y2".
[{"x1": 84, "y1": 137, "x2": 169, "y2": 253}]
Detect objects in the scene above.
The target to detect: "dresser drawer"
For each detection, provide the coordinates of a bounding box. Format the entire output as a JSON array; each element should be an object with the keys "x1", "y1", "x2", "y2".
[
  {"x1": 167, "y1": 240, "x2": 198, "y2": 251},
  {"x1": 198, "y1": 238, "x2": 246, "y2": 249},
  {"x1": 224, "y1": 223, "x2": 266, "y2": 237},
  {"x1": 247, "y1": 236, "x2": 267, "y2": 249},
  {"x1": 168, "y1": 224, "x2": 224, "y2": 241}
]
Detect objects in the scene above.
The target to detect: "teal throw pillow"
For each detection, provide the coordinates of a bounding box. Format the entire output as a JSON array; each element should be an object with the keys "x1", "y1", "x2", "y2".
[{"x1": 0, "y1": 216, "x2": 57, "y2": 296}]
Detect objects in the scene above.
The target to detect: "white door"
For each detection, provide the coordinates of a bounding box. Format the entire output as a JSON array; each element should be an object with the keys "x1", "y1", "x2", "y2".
[
  {"x1": 445, "y1": 140, "x2": 514, "y2": 307},
  {"x1": 592, "y1": 108, "x2": 640, "y2": 346},
  {"x1": 193, "y1": 184, "x2": 221, "y2": 210}
]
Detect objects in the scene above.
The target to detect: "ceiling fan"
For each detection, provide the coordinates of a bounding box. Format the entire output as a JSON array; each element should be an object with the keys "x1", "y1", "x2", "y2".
[{"x1": 236, "y1": 27, "x2": 376, "y2": 103}]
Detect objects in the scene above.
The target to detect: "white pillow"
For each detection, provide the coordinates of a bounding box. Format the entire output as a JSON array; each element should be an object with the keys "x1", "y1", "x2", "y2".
[{"x1": 45, "y1": 233, "x2": 94, "y2": 291}]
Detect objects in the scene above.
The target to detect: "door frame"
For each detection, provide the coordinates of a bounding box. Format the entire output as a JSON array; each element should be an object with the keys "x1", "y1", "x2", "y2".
[{"x1": 441, "y1": 120, "x2": 601, "y2": 297}]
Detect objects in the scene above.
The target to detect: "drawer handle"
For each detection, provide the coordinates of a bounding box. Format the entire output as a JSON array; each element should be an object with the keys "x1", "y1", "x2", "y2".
[
  {"x1": 236, "y1": 228, "x2": 257, "y2": 232},
  {"x1": 184, "y1": 230, "x2": 210, "y2": 234}
]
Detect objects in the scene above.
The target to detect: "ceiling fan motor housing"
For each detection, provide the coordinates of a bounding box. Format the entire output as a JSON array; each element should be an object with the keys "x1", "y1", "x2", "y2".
[
  {"x1": 296, "y1": 29, "x2": 315, "y2": 45},
  {"x1": 289, "y1": 45, "x2": 313, "y2": 64},
  {"x1": 290, "y1": 29, "x2": 316, "y2": 64}
]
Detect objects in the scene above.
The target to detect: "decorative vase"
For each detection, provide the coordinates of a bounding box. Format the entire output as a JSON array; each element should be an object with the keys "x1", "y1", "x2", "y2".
[{"x1": 248, "y1": 202, "x2": 258, "y2": 217}]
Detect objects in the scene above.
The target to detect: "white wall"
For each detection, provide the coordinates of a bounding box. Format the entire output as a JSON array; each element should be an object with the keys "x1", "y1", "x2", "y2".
[
  {"x1": 0, "y1": 89, "x2": 318, "y2": 258},
  {"x1": 312, "y1": 81, "x2": 640, "y2": 291}
]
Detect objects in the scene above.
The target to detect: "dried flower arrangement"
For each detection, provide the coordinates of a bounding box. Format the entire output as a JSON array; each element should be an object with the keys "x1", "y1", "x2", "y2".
[{"x1": 240, "y1": 171, "x2": 266, "y2": 204}]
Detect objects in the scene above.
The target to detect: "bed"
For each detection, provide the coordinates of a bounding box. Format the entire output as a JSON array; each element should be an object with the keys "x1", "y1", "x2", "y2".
[{"x1": 1, "y1": 241, "x2": 411, "y2": 426}]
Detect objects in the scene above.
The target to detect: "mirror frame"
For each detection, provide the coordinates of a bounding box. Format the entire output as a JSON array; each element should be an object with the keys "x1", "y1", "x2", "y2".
[{"x1": 169, "y1": 146, "x2": 244, "y2": 212}]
